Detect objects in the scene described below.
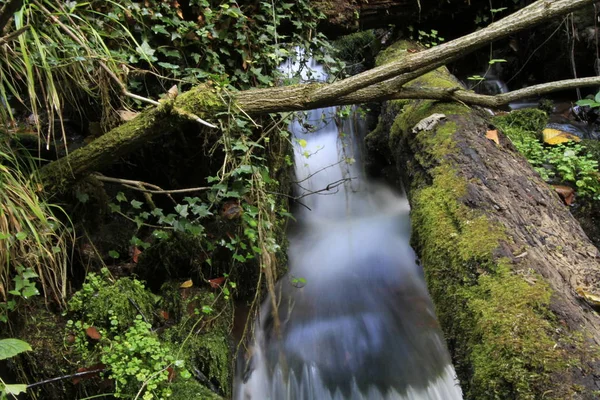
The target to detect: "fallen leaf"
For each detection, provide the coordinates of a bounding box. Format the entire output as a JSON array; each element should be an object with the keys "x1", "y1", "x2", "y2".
[
  {"x1": 485, "y1": 129, "x2": 499, "y2": 145},
  {"x1": 167, "y1": 366, "x2": 175, "y2": 382},
  {"x1": 221, "y1": 201, "x2": 243, "y2": 220},
  {"x1": 553, "y1": 185, "x2": 575, "y2": 205},
  {"x1": 86, "y1": 326, "x2": 102, "y2": 340},
  {"x1": 180, "y1": 279, "x2": 193, "y2": 289},
  {"x1": 117, "y1": 109, "x2": 139, "y2": 121},
  {"x1": 543, "y1": 128, "x2": 581, "y2": 145},
  {"x1": 576, "y1": 287, "x2": 600, "y2": 309},
  {"x1": 132, "y1": 246, "x2": 142, "y2": 263},
  {"x1": 208, "y1": 277, "x2": 225, "y2": 289},
  {"x1": 159, "y1": 310, "x2": 170, "y2": 320},
  {"x1": 166, "y1": 85, "x2": 178, "y2": 100}
]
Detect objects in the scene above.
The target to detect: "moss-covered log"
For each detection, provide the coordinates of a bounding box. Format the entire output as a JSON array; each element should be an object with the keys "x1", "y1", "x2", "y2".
[
  {"x1": 38, "y1": 0, "x2": 592, "y2": 195},
  {"x1": 366, "y1": 40, "x2": 600, "y2": 399}
]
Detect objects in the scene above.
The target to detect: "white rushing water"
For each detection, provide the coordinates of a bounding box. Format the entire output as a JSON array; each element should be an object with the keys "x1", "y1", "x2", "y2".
[{"x1": 235, "y1": 56, "x2": 463, "y2": 400}]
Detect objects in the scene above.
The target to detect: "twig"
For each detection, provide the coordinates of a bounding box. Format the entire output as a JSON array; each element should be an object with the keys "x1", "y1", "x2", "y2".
[
  {"x1": 293, "y1": 160, "x2": 345, "y2": 184},
  {"x1": 93, "y1": 174, "x2": 210, "y2": 195},
  {"x1": 128, "y1": 297, "x2": 150, "y2": 324},
  {"x1": 192, "y1": 367, "x2": 220, "y2": 395},
  {"x1": 26, "y1": 368, "x2": 105, "y2": 388},
  {"x1": 0, "y1": 25, "x2": 29, "y2": 45}
]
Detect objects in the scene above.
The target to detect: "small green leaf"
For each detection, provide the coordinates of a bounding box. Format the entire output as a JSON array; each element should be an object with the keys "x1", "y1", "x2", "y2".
[
  {"x1": 0, "y1": 339, "x2": 32, "y2": 360},
  {"x1": 488, "y1": 59, "x2": 507, "y2": 64},
  {"x1": 108, "y1": 250, "x2": 120, "y2": 259},
  {"x1": 116, "y1": 192, "x2": 127, "y2": 202},
  {"x1": 15, "y1": 232, "x2": 27, "y2": 240}
]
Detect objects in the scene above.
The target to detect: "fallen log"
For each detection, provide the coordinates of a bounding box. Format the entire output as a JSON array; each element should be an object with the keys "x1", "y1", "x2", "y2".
[
  {"x1": 38, "y1": 0, "x2": 594, "y2": 195},
  {"x1": 366, "y1": 40, "x2": 600, "y2": 399}
]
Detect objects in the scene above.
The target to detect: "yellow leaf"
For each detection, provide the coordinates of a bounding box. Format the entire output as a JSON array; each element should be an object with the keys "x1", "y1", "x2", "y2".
[
  {"x1": 180, "y1": 279, "x2": 193, "y2": 288},
  {"x1": 576, "y1": 287, "x2": 600, "y2": 308},
  {"x1": 542, "y1": 128, "x2": 581, "y2": 145},
  {"x1": 485, "y1": 129, "x2": 499, "y2": 145},
  {"x1": 296, "y1": 139, "x2": 307, "y2": 148}
]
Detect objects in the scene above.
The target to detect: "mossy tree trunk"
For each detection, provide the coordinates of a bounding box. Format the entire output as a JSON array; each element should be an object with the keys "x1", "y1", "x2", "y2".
[
  {"x1": 38, "y1": 0, "x2": 592, "y2": 194},
  {"x1": 366, "y1": 40, "x2": 600, "y2": 399}
]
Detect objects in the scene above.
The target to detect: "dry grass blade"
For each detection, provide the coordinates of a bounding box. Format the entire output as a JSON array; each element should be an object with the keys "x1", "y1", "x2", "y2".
[{"x1": 0, "y1": 140, "x2": 73, "y2": 310}]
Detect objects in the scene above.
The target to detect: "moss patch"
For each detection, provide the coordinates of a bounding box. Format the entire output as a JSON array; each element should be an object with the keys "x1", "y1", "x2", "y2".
[{"x1": 160, "y1": 283, "x2": 233, "y2": 398}]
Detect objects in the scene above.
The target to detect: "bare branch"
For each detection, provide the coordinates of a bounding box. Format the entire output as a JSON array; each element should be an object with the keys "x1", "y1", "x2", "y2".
[
  {"x1": 0, "y1": 25, "x2": 29, "y2": 45},
  {"x1": 93, "y1": 175, "x2": 211, "y2": 195},
  {"x1": 0, "y1": 0, "x2": 23, "y2": 33}
]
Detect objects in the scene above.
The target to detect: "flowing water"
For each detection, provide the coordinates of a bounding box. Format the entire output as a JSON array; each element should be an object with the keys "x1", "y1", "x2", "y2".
[{"x1": 234, "y1": 58, "x2": 463, "y2": 400}]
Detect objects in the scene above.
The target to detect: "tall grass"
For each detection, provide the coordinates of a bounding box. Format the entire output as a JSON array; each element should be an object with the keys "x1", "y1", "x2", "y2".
[
  {"x1": 0, "y1": 139, "x2": 73, "y2": 309},
  {"x1": 0, "y1": 0, "x2": 143, "y2": 147}
]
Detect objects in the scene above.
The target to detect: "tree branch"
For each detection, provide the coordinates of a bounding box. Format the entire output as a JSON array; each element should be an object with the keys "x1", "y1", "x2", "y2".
[{"x1": 38, "y1": 0, "x2": 594, "y2": 194}]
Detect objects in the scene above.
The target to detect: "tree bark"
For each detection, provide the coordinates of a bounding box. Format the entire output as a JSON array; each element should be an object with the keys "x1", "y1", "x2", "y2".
[{"x1": 366, "y1": 40, "x2": 600, "y2": 399}]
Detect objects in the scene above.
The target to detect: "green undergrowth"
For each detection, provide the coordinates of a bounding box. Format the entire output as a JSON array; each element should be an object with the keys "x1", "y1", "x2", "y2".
[
  {"x1": 493, "y1": 109, "x2": 600, "y2": 199},
  {"x1": 62, "y1": 269, "x2": 231, "y2": 399},
  {"x1": 374, "y1": 40, "x2": 589, "y2": 399}
]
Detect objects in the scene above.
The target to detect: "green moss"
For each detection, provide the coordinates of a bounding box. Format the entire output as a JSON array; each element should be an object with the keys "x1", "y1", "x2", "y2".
[
  {"x1": 174, "y1": 85, "x2": 224, "y2": 118},
  {"x1": 160, "y1": 284, "x2": 233, "y2": 398},
  {"x1": 468, "y1": 263, "x2": 571, "y2": 399},
  {"x1": 170, "y1": 379, "x2": 222, "y2": 399},
  {"x1": 493, "y1": 109, "x2": 548, "y2": 135}
]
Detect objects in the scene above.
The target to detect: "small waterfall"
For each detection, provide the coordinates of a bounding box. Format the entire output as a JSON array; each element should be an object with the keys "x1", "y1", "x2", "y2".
[{"x1": 235, "y1": 56, "x2": 463, "y2": 400}]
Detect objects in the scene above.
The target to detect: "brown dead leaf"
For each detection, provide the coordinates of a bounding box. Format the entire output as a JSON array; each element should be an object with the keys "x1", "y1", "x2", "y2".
[
  {"x1": 485, "y1": 129, "x2": 500, "y2": 145},
  {"x1": 180, "y1": 279, "x2": 193, "y2": 289},
  {"x1": 208, "y1": 276, "x2": 225, "y2": 289},
  {"x1": 86, "y1": 326, "x2": 102, "y2": 340},
  {"x1": 553, "y1": 185, "x2": 575, "y2": 205},
  {"x1": 132, "y1": 246, "x2": 142, "y2": 263},
  {"x1": 117, "y1": 109, "x2": 139, "y2": 121},
  {"x1": 159, "y1": 310, "x2": 170, "y2": 320}
]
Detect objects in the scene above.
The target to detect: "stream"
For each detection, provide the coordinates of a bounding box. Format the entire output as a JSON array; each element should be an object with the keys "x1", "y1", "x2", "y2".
[{"x1": 234, "y1": 58, "x2": 463, "y2": 400}]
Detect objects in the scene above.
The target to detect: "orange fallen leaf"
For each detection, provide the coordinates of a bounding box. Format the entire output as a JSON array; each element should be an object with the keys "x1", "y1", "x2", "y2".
[
  {"x1": 553, "y1": 185, "x2": 575, "y2": 205},
  {"x1": 180, "y1": 279, "x2": 193, "y2": 289},
  {"x1": 543, "y1": 128, "x2": 581, "y2": 145},
  {"x1": 485, "y1": 129, "x2": 499, "y2": 145},
  {"x1": 167, "y1": 366, "x2": 176, "y2": 382},
  {"x1": 159, "y1": 310, "x2": 170, "y2": 320},
  {"x1": 86, "y1": 326, "x2": 102, "y2": 340},
  {"x1": 132, "y1": 246, "x2": 142, "y2": 263},
  {"x1": 208, "y1": 277, "x2": 225, "y2": 289}
]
